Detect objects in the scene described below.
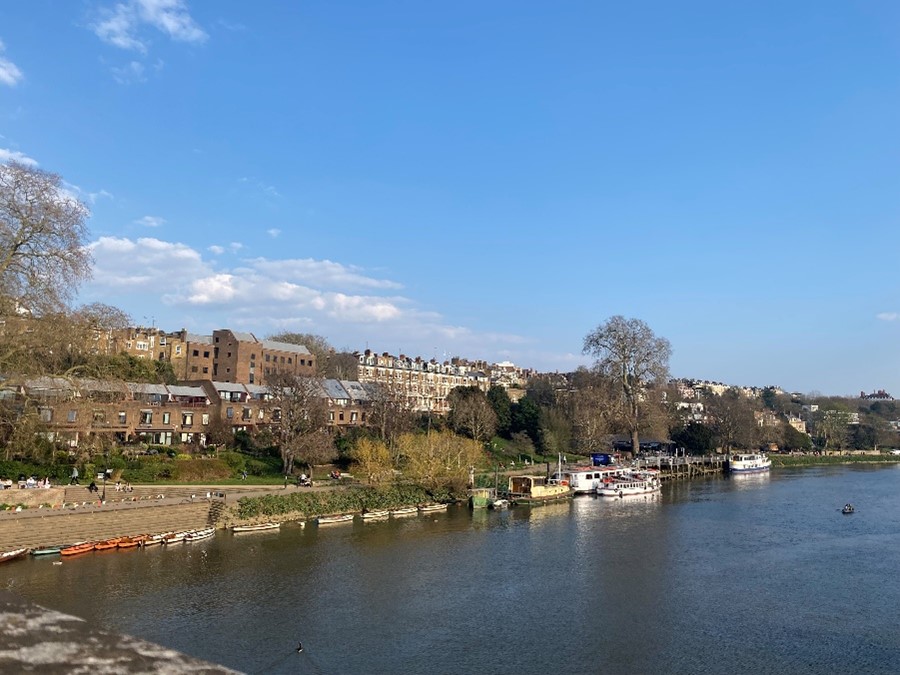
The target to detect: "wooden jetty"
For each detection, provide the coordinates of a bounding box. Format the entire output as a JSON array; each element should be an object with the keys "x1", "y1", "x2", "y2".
[{"x1": 632, "y1": 455, "x2": 726, "y2": 480}]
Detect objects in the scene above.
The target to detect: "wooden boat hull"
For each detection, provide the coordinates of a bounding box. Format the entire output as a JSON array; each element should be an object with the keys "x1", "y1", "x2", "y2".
[
  {"x1": 418, "y1": 503, "x2": 448, "y2": 513},
  {"x1": 0, "y1": 548, "x2": 29, "y2": 563},
  {"x1": 232, "y1": 523, "x2": 280, "y2": 532},
  {"x1": 389, "y1": 507, "x2": 418, "y2": 517},
  {"x1": 317, "y1": 514, "x2": 354, "y2": 524},
  {"x1": 361, "y1": 510, "x2": 390, "y2": 520}
]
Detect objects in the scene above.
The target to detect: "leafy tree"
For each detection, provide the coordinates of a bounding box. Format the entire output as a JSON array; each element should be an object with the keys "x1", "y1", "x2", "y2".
[
  {"x1": 487, "y1": 385, "x2": 512, "y2": 437},
  {"x1": 397, "y1": 430, "x2": 482, "y2": 491},
  {"x1": 671, "y1": 422, "x2": 716, "y2": 455},
  {"x1": 761, "y1": 387, "x2": 778, "y2": 411},
  {"x1": 448, "y1": 386, "x2": 496, "y2": 442},
  {"x1": 781, "y1": 423, "x2": 812, "y2": 452},
  {"x1": 511, "y1": 396, "x2": 543, "y2": 450},
  {"x1": 583, "y1": 316, "x2": 671, "y2": 455},
  {"x1": 526, "y1": 376, "x2": 556, "y2": 408},
  {"x1": 349, "y1": 436, "x2": 393, "y2": 484}
]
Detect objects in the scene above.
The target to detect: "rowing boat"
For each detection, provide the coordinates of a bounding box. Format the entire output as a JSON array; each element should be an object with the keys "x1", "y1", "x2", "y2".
[
  {"x1": 184, "y1": 527, "x2": 215, "y2": 541},
  {"x1": 317, "y1": 513, "x2": 354, "y2": 524},
  {"x1": 0, "y1": 547, "x2": 28, "y2": 563},
  {"x1": 231, "y1": 522, "x2": 280, "y2": 533}
]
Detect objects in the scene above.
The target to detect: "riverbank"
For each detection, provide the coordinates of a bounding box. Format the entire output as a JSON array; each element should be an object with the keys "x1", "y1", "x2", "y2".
[{"x1": 770, "y1": 454, "x2": 900, "y2": 468}]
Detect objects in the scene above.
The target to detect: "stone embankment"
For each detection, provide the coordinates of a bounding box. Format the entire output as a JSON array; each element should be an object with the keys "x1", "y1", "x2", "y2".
[{"x1": 0, "y1": 484, "x2": 291, "y2": 550}]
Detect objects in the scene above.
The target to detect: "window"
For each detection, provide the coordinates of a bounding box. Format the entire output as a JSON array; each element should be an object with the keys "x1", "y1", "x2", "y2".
[
  {"x1": 201, "y1": 413, "x2": 210, "y2": 425},
  {"x1": 272, "y1": 409, "x2": 281, "y2": 422},
  {"x1": 226, "y1": 407, "x2": 234, "y2": 419},
  {"x1": 118, "y1": 411, "x2": 127, "y2": 425},
  {"x1": 339, "y1": 412, "x2": 345, "y2": 422},
  {"x1": 192, "y1": 349, "x2": 200, "y2": 357},
  {"x1": 227, "y1": 352, "x2": 232, "y2": 358},
  {"x1": 182, "y1": 412, "x2": 193, "y2": 426},
  {"x1": 251, "y1": 353, "x2": 256, "y2": 360},
  {"x1": 67, "y1": 409, "x2": 77, "y2": 423},
  {"x1": 202, "y1": 367, "x2": 209, "y2": 374},
  {"x1": 175, "y1": 345, "x2": 182, "y2": 355},
  {"x1": 203, "y1": 351, "x2": 210, "y2": 358},
  {"x1": 265, "y1": 354, "x2": 270, "y2": 362},
  {"x1": 140, "y1": 410, "x2": 153, "y2": 424},
  {"x1": 288, "y1": 357, "x2": 292, "y2": 365},
  {"x1": 162, "y1": 412, "x2": 170, "y2": 424},
  {"x1": 351, "y1": 411, "x2": 358, "y2": 422},
  {"x1": 242, "y1": 408, "x2": 251, "y2": 421},
  {"x1": 191, "y1": 366, "x2": 198, "y2": 373},
  {"x1": 249, "y1": 374, "x2": 254, "y2": 384},
  {"x1": 258, "y1": 409, "x2": 264, "y2": 420},
  {"x1": 329, "y1": 411, "x2": 334, "y2": 422},
  {"x1": 136, "y1": 341, "x2": 148, "y2": 351}
]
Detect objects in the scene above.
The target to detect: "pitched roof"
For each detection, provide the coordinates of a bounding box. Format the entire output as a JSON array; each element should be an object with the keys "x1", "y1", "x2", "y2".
[{"x1": 262, "y1": 340, "x2": 311, "y2": 355}]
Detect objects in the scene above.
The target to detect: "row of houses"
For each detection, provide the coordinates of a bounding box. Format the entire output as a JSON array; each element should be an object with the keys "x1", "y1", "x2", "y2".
[{"x1": 1, "y1": 377, "x2": 380, "y2": 449}]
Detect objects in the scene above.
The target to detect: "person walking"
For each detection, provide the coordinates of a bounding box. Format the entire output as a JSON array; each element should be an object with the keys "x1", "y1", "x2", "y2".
[{"x1": 70, "y1": 467, "x2": 79, "y2": 485}]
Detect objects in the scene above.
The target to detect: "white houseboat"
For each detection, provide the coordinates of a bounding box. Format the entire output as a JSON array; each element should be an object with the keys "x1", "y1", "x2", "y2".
[
  {"x1": 596, "y1": 470, "x2": 662, "y2": 498},
  {"x1": 728, "y1": 452, "x2": 772, "y2": 474},
  {"x1": 550, "y1": 466, "x2": 627, "y2": 494}
]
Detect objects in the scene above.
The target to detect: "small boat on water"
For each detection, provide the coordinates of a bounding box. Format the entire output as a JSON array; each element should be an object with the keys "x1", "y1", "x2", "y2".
[
  {"x1": 0, "y1": 547, "x2": 29, "y2": 563},
  {"x1": 728, "y1": 452, "x2": 772, "y2": 474},
  {"x1": 184, "y1": 527, "x2": 215, "y2": 541},
  {"x1": 418, "y1": 503, "x2": 448, "y2": 513},
  {"x1": 490, "y1": 498, "x2": 509, "y2": 510},
  {"x1": 389, "y1": 506, "x2": 418, "y2": 517},
  {"x1": 163, "y1": 531, "x2": 190, "y2": 544},
  {"x1": 31, "y1": 547, "x2": 62, "y2": 557},
  {"x1": 361, "y1": 509, "x2": 390, "y2": 520},
  {"x1": 61, "y1": 542, "x2": 96, "y2": 556},
  {"x1": 232, "y1": 522, "x2": 281, "y2": 533},
  {"x1": 842, "y1": 503, "x2": 854, "y2": 514},
  {"x1": 317, "y1": 514, "x2": 354, "y2": 525},
  {"x1": 142, "y1": 532, "x2": 171, "y2": 547},
  {"x1": 597, "y1": 470, "x2": 662, "y2": 498},
  {"x1": 94, "y1": 538, "x2": 124, "y2": 551},
  {"x1": 117, "y1": 536, "x2": 146, "y2": 549}
]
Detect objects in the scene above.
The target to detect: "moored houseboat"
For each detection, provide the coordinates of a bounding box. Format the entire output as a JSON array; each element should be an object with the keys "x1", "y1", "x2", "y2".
[
  {"x1": 551, "y1": 466, "x2": 627, "y2": 494},
  {"x1": 506, "y1": 475, "x2": 574, "y2": 505}
]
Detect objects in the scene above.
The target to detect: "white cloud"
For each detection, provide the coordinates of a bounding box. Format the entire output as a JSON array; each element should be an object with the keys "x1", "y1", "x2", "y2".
[
  {"x1": 82, "y1": 236, "x2": 535, "y2": 367},
  {"x1": 135, "y1": 215, "x2": 166, "y2": 227},
  {"x1": 91, "y1": 0, "x2": 207, "y2": 52},
  {"x1": 877, "y1": 312, "x2": 898, "y2": 322},
  {"x1": 0, "y1": 39, "x2": 24, "y2": 86},
  {"x1": 267, "y1": 228, "x2": 281, "y2": 238},
  {"x1": 63, "y1": 181, "x2": 114, "y2": 204},
  {"x1": 229, "y1": 242, "x2": 243, "y2": 252},
  {"x1": 0, "y1": 148, "x2": 37, "y2": 166},
  {"x1": 111, "y1": 60, "x2": 146, "y2": 84}
]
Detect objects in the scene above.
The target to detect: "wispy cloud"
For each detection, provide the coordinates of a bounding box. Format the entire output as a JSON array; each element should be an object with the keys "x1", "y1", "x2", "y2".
[
  {"x1": 0, "y1": 39, "x2": 23, "y2": 86},
  {"x1": 229, "y1": 242, "x2": 243, "y2": 252},
  {"x1": 876, "y1": 312, "x2": 898, "y2": 321},
  {"x1": 111, "y1": 60, "x2": 146, "y2": 84},
  {"x1": 64, "y1": 181, "x2": 114, "y2": 204},
  {"x1": 135, "y1": 215, "x2": 166, "y2": 227},
  {"x1": 267, "y1": 228, "x2": 281, "y2": 238},
  {"x1": 91, "y1": 0, "x2": 208, "y2": 53},
  {"x1": 0, "y1": 148, "x2": 37, "y2": 166},
  {"x1": 83, "y1": 236, "x2": 533, "y2": 363}
]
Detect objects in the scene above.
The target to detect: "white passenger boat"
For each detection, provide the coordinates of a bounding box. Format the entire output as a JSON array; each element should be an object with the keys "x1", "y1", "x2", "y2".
[
  {"x1": 728, "y1": 452, "x2": 772, "y2": 474},
  {"x1": 596, "y1": 470, "x2": 662, "y2": 498}
]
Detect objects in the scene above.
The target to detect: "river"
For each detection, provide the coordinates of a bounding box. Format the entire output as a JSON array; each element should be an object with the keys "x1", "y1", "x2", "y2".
[{"x1": 3, "y1": 464, "x2": 900, "y2": 674}]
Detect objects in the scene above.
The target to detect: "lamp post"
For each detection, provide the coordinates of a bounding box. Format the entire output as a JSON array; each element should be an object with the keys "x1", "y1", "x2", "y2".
[{"x1": 101, "y1": 451, "x2": 109, "y2": 502}]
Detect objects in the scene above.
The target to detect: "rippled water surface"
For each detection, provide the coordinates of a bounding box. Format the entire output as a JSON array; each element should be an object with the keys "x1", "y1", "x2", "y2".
[{"x1": 4, "y1": 465, "x2": 900, "y2": 674}]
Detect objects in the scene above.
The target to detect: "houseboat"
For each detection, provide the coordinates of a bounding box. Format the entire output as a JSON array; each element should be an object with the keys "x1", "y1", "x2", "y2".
[
  {"x1": 505, "y1": 475, "x2": 574, "y2": 505},
  {"x1": 596, "y1": 470, "x2": 662, "y2": 498},
  {"x1": 728, "y1": 452, "x2": 772, "y2": 474},
  {"x1": 550, "y1": 466, "x2": 627, "y2": 494}
]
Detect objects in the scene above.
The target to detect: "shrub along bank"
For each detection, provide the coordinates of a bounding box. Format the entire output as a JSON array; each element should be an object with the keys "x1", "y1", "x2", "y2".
[
  {"x1": 236, "y1": 484, "x2": 461, "y2": 520},
  {"x1": 770, "y1": 454, "x2": 900, "y2": 467}
]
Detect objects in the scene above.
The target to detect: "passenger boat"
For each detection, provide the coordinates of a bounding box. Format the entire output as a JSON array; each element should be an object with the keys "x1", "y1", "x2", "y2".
[
  {"x1": 506, "y1": 475, "x2": 574, "y2": 505},
  {"x1": 232, "y1": 522, "x2": 281, "y2": 532},
  {"x1": 389, "y1": 507, "x2": 418, "y2": 517},
  {"x1": 596, "y1": 470, "x2": 662, "y2": 498},
  {"x1": 61, "y1": 542, "x2": 96, "y2": 556},
  {"x1": 361, "y1": 509, "x2": 390, "y2": 520},
  {"x1": 418, "y1": 503, "x2": 448, "y2": 513},
  {"x1": 184, "y1": 527, "x2": 215, "y2": 541},
  {"x1": 0, "y1": 547, "x2": 28, "y2": 563},
  {"x1": 317, "y1": 514, "x2": 354, "y2": 525},
  {"x1": 728, "y1": 452, "x2": 772, "y2": 473}
]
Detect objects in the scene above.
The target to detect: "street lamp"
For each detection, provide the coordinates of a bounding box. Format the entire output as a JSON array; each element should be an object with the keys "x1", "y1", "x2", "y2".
[{"x1": 101, "y1": 451, "x2": 109, "y2": 502}]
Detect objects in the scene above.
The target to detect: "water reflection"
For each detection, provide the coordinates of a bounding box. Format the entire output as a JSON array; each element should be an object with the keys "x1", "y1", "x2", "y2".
[{"x1": 728, "y1": 471, "x2": 772, "y2": 490}]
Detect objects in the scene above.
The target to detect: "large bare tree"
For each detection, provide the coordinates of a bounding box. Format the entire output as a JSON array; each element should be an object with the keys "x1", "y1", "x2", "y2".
[
  {"x1": 448, "y1": 386, "x2": 497, "y2": 443},
  {"x1": 266, "y1": 372, "x2": 334, "y2": 474},
  {"x1": 583, "y1": 316, "x2": 671, "y2": 455},
  {"x1": 0, "y1": 162, "x2": 92, "y2": 314}
]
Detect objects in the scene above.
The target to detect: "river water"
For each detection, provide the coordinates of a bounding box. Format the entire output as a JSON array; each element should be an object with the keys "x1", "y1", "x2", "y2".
[{"x1": 3, "y1": 464, "x2": 900, "y2": 674}]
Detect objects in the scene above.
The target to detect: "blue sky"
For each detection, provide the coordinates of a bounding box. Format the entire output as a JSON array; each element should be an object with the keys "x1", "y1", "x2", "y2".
[{"x1": 1, "y1": 1, "x2": 898, "y2": 396}]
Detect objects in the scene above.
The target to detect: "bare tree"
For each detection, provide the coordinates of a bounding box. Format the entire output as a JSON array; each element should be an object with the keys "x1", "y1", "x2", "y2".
[
  {"x1": 583, "y1": 316, "x2": 671, "y2": 455},
  {"x1": 707, "y1": 390, "x2": 759, "y2": 452},
  {"x1": 367, "y1": 382, "x2": 415, "y2": 456},
  {"x1": 0, "y1": 162, "x2": 92, "y2": 314},
  {"x1": 266, "y1": 372, "x2": 334, "y2": 474},
  {"x1": 448, "y1": 386, "x2": 497, "y2": 442}
]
